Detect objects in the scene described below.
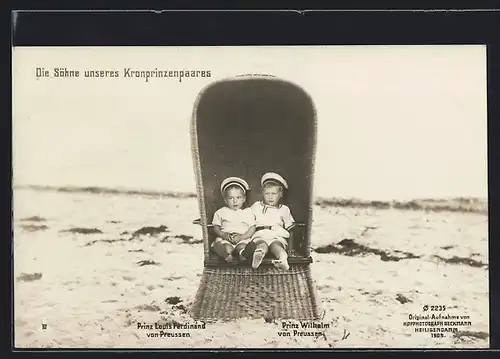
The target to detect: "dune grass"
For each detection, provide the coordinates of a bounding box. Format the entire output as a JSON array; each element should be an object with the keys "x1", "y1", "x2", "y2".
[
  {"x1": 14, "y1": 184, "x2": 197, "y2": 199},
  {"x1": 315, "y1": 196, "x2": 488, "y2": 214}
]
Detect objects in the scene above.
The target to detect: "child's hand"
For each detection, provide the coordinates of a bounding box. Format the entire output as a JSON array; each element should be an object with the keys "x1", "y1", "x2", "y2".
[
  {"x1": 271, "y1": 225, "x2": 290, "y2": 238},
  {"x1": 232, "y1": 234, "x2": 244, "y2": 243},
  {"x1": 222, "y1": 232, "x2": 232, "y2": 242}
]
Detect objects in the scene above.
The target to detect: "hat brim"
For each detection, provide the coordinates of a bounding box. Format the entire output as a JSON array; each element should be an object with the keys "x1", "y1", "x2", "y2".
[
  {"x1": 222, "y1": 182, "x2": 247, "y2": 194},
  {"x1": 262, "y1": 179, "x2": 287, "y2": 189},
  {"x1": 220, "y1": 177, "x2": 251, "y2": 194}
]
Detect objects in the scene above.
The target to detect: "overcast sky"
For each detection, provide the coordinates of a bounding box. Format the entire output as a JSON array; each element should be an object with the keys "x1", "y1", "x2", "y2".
[{"x1": 13, "y1": 45, "x2": 488, "y2": 200}]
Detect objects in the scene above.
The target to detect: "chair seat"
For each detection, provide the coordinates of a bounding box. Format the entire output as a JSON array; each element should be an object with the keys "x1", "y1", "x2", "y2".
[{"x1": 204, "y1": 256, "x2": 313, "y2": 268}]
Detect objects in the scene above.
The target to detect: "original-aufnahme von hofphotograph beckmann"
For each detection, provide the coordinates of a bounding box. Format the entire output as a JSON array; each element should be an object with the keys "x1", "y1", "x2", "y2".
[{"x1": 13, "y1": 45, "x2": 489, "y2": 349}]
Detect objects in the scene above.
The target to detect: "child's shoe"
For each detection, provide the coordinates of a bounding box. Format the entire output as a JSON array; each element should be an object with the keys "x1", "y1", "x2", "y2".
[
  {"x1": 271, "y1": 259, "x2": 289, "y2": 271},
  {"x1": 251, "y1": 249, "x2": 265, "y2": 269}
]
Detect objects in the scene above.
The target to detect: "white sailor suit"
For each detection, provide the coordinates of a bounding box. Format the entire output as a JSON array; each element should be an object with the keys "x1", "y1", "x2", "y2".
[{"x1": 250, "y1": 201, "x2": 294, "y2": 248}]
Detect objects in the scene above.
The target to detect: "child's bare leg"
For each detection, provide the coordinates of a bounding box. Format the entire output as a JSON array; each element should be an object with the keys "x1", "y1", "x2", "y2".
[
  {"x1": 270, "y1": 242, "x2": 289, "y2": 270},
  {"x1": 252, "y1": 240, "x2": 269, "y2": 269},
  {"x1": 212, "y1": 241, "x2": 235, "y2": 262}
]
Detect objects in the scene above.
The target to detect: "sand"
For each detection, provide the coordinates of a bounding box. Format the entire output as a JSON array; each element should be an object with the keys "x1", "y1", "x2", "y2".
[{"x1": 13, "y1": 188, "x2": 489, "y2": 349}]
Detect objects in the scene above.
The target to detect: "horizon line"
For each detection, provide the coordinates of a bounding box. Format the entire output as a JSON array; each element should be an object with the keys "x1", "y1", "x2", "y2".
[{"x1": 12, "y1": 184, "x2": 488, "y2": 215}]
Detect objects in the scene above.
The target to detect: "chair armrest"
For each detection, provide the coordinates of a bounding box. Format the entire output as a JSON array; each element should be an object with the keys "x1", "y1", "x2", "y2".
[
  {"x1": 286, "y1": 222, "x2": 307, "y2": 231},
  {"x1": 286, "y1": 222, "x2": 307, "y2": 257},
  {"x1": 192, "y1": 218, "x2": 214, "y2": 227}
]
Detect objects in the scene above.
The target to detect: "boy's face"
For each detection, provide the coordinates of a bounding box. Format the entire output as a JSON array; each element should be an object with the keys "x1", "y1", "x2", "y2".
[
  {"x1": 224, "y1": 187, "x2": 246, "y2": 210},
  {"x1": 263, "y1": 185, "x2": 283, "y2": 206}
]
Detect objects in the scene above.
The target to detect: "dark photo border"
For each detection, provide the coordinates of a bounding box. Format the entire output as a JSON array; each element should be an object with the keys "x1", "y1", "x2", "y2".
[{"x1": 7, "y1": 5, "x2": 500, "y2": 357}]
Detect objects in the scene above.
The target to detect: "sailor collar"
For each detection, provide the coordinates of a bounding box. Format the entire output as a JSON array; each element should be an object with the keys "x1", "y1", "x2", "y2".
[{"x1": 260, "y1": 201, "x2": 282, "y2": 213}]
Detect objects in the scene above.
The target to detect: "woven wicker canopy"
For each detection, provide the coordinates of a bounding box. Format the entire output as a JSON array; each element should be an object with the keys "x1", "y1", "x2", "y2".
[{"x1": 191, "y1": 75, "x2": 317, "y2": 260}]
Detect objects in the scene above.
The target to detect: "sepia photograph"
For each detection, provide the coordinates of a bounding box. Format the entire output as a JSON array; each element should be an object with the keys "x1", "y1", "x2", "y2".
[{"x1": 12, "y1": 45, "x2": 489, "y2": 349}]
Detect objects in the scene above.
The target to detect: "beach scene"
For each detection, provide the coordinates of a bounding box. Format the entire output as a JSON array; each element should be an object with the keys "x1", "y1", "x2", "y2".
[{"x1": 12, "y1": 46, "x2": 489, "y2": 348}]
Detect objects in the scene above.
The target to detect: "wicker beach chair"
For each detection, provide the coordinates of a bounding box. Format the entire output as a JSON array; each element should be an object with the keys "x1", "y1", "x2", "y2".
[{"x1": 190, "y1": 74, "x2": 322, "y2": 321}]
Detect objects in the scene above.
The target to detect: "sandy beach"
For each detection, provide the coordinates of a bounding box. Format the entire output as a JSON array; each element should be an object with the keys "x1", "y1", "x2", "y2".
[{"x1": 12, "y1": 187, "x2": 489, "y2": 349}]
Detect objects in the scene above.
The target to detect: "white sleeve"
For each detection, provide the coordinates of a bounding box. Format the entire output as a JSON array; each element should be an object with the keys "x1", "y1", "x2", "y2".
[
  {"x1": 282, "y1": 206, "x2": 295, "y2": 229},
  {"x1": 250, "y1": 201, "x2": 260, "y2": 213},
  {"x1": 245, "y1": 208, "x2": 256, "y2": 226},
  {"x1": 212, "y1": 209, "x2": 223, "y2": 226}
]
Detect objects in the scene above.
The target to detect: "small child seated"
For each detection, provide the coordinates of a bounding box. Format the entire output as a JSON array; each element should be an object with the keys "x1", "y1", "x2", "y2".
[
  {"x1": 211, "y1": 177, "x2": 256, "y2": 262},
  {"x1": 246, "y1": 172, "x2": 295, "y2": 270}
]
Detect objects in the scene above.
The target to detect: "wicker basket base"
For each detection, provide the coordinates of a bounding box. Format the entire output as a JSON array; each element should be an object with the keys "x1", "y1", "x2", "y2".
[{"x1": 190, "y1": 264, "x2": 322, "y2": 321}]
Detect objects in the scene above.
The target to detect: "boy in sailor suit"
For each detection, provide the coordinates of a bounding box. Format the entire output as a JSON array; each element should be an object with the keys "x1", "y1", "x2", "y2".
[
  {"x1": 211, "y1": 177, "x2": 256, "y2": 262},
  {"x1": 247, "y1": 172, "x2": 294, "y2": 270}
]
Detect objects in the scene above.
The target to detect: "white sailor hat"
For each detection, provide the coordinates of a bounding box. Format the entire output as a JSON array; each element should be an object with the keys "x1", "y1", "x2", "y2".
[
  {"x1": 220, "y1": 177, "x2": 251, "y2": 195},
  {"x1": 261, "y1": 172, "x2": 288, "y2": 190}
]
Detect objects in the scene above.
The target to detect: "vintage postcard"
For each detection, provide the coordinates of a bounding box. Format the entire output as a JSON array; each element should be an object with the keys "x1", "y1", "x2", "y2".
[{"x1": 12, "y1": 45, "x2": 489, "y2": 349}]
